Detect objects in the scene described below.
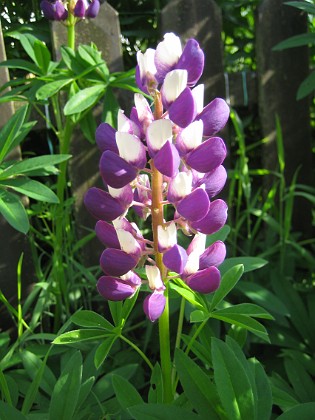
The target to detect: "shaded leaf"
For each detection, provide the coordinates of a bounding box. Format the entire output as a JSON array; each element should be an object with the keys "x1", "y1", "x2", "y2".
[{"x1": 0, "y1": 190, "x2": 29, "y2": 234}]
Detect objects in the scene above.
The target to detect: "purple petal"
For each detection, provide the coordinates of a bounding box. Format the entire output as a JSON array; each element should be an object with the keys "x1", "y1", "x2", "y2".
[
  {"x1": 97, "y1": 276, "x2": 138, "y2": 301},
  {"x1": 154, "y1": 141, "x2": 180, "y2": 177},
  {"x1": 163, "y1": 244, "x2": 188, "y2": 274},
  {"x1": 53, "y1": 1, "x2": 68, "y2": 20},
  {"x1": 186, "y1": 266, "x2": 221, "y2": 294},
  {"x1": 96, "y1": 123, "x2": 118, "y2": 154},
  {"x1": 197, "y1": 98, "x2": 230, "y2": 137},
  {"x1": 40, "y1": 1, "x2": 55, "y2": 19},
  {"x1": 100, "y1": 150, "x2": 137, "y2": 188},
  {"x1": 202, "y1": 165, "x2": 227, "y2": 198},
  {"x1": 85, "y1": 0, "x2": 100, "y2": 18},
  {"x1": 143, "y1": 291, "x2": 166, "y2": 322},
  {"x1": 95, "y1": 220, "x2": 120, "y2": 248},
  {"x1": 186, "y1": 137, "x2": 227, "y2": 173},
  {"x1": 177, "y1": 188, "x2": 210, "y2": 222},
  {"x1": 100, "y1": 249, "x2": 137, "y2": 276},
  {"x1": 176, "y1": 39, "x2": 204, "y2": 86},
  {"x1": 108, "y1": 184, "x2": 133, "y2": 208},
  {"x1": 73, "y1": 0, "x2": 88, "y2": 17},
  {"x1": 191, "y1": 199, "x2": 228, "y2": 234},
  {"x1": 135, "y1": 65, "x2": 148, "y2": 93},
  {"x1": 115, "y1": 132, "x2": 147, "y2": 169},
  {"x1": 199, "y1": 241, "x2": 226, "y2": 270},
  {"x1": 168, "y1": 87, "x2": 196, "y2": 128},
  {"x1": 84, "y1": 187, "x2": 125, "y2": 221}
]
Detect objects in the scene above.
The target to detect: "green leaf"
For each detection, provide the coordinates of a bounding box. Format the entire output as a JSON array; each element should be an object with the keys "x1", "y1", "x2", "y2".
[
  {"x1": 213, "y1": 303, "x2": 274, "y2": 320},
  {"x1": 237, "y1": 281, "x2": 289, "y2": 316},
  {"x1": 53, "y1": 329, "x2": 110, "y2": 344},
  {"x1": 0, "y1": 154, "x2": 71, "y2": 179},
  {"x1": 128, "y1": 403, "x2": 201, "y2": 420},
  {"x1": 79, "y1": 110, "x2": 97, "y2": 143},
  {"x1": 112, "y1": 374, "x2": 143, "y2": 410},
  {"x1": 36, "y1": 78, "x2": 73, "y2": 101},
  {"x1": 0, "y1": 190, "x2": 29, "y2": 234},
  {"x1": 175, "y1": 349, "x2": 221, "y2": 419},
  {"x1": 0, "y1": 59, "x2": 40, "y2": 75},
  {"x1": 219, "y1": 257, "x2": 267, "y2": 275},
  {"x1": 276, "y1": 402, "x2": 315, "y2": 419},
  {"x1": 108, "y1": 300, "x2": 123, "y2": 326},
  {"x1": 212, "y1": 338, "x2": 256, "y2": 420},
  {"x1": 273, "y1": 33, "x2": 315, "y2": 50},
  {"x1": 14, "y1": 33, "x2": 38, "y2": 64},
  {"x1": 285, "y1": 1, "x2": 315, "y2": 15},
  {"x1": 248, "y1": 358, "x2": 273, "y2": 420},
  {"x1": 0, "y1": 401, "x2": 27, "y2": 420},
  {"x1": 0, "y1": 105, "x2": 28, "y2": 163},
  {"x1": 296, "y1": 70, "x2": 315, "y2": 100},
  {"x1": 148, "y1": 363, "x2": 163, "y2": 404},
  {"x1": 64, "y1": 85, "x2": 106, "y2": 116},
  {"x1": 209, "y1": 264, "x2": 244, "y2": 311},
  {"x1": 94, "y1": 335, "x2": 118, "y2": 369},
  {"x1": 21, "y1": 350, "x2": 56, "y2": 395},
  {"x1": 284, "y1": 359, "x2": 315, "y2": 402},
  {"x1": 212, "y1": 313, "x2": 270, "y2": 342},
  {"x1": 206, "y1": 225, "x2": 231, "y2": 246},
  {"x1": 102, "y1": 86, "x2": 119, "y2": 128},
  {"x1": 71, "y1": 310, "x2": 114, "y2": 331},
  {"x1": 33, "y1": 39, "x2": 51, "y2": 74},
  {"x1": 0, "y1": 178, "x2": 59, "y2": 203},
  {"x1": 49, "y1": 351, "x2": 82, "y2": 420},
  {"x1": 170, "y1": 281, "x2": 204, "y2": 310},
  {"x1": 190, "y1": 310, "x2": 207, "y2": 323}
]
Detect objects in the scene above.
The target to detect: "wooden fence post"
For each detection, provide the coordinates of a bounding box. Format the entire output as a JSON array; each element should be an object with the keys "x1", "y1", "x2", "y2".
[
  {"x1": 161, "y1": 0, "x2": 225, "y2": 102},
  {"x1": 51, "y1": 3, "x2": 124, "y2": 267},
  {"x1": 256, "y1": 0, "x2": 313, "y2": 234},
  {"x1": 0, "y1": 21, "x2": 33, "y2": 329}
]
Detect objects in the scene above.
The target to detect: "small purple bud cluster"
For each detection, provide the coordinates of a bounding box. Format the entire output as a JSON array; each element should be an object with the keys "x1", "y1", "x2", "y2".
[
  {"x1": 40, "y1": 0, "x2": 100, "y2": 21},
  {"x1": 85, "y1": 33, "x2": 230, "y2": 322}
]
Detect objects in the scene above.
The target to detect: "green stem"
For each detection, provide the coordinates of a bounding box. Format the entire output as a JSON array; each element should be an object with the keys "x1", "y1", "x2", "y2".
[
  {"x1": 120, "y1": 335, "x2": 154, "y2": 370},
  {"x1": 67, "y1": 14, "x2": 76, "y2": 50},
  {"x1": 185, "y1": 319, "x2": 208, "y2": 356},
  {"x1": 171, "y1": 297, "x2": 185, "y2": 390},
  {"x1": 158, "y1": 284, "x2": 173, "y2": 403}
]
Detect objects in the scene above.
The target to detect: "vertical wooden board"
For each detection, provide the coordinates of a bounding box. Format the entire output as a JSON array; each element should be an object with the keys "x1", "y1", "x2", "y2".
[
  {"x1": 161, "y1": 0, "x2": 225, "y2": 102},
  {"x1": 0, "y1": 20, "x2": 33, "y2": 328},
  {"x1": 256, "y1": 0, "x2": 313, "y2": 234},
  {"x1": 51, "y1": 3, "x2": 124, "y2": 266}
]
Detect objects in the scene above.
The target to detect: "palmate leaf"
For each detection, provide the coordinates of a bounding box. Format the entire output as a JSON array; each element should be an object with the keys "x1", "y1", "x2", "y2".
[
  {"x1": 0, "y1": 190, "x2": 29, "y2": 234},
  {"x1": 49, "y1": 351, "x2": 82, "y2": 420},
  {"x1": 52, "y1": 329, "x2": 111, "y2": 344},
  {"x1": 276, "y1": 402, "x2": 315, "y2": 419},
  {"x1": 273, "y1": 33, "x2": 315, "y2": 51},
  {"x1": 285, "y1": 1, "x2": 315, "y2": 15},
  {"x1": 212, "y1": 338, "x2": 256, "y2": 420},
  {"x1": 128, "y1": 403, "x2": 201, "y2": 420},
  {"x1": 296, "y1": 70, "x2": 315, "y2": 100},
  {"x1": 112, "y1": 374, "x2": 143, "y2": 410},
  {"x1": 94, "y1": 335, "x2": 118, "y2": 369},
  {"x1": 71, "y1": 310, "x2": 114, "y2": 331},
  {"x1": 175, "y1": 349, "x2": 222, "y2": 419}
]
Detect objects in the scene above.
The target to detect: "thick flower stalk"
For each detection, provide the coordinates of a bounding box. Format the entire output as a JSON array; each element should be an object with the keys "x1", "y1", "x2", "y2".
[
  {"x1": 40, "y1": 0, "x2": 101, "y2": 21},
  {"x1": 85, "y1": 32, "x2": 229, "y2": 323}
]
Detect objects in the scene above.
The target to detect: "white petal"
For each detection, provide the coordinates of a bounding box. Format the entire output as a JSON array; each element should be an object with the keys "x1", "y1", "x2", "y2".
[
  {"x1": 108, "y1": 186, "x2": 124, "y2": 198},
  {"x1": 116, "y1": 132, "x2": 143, "y2": 163},
  {"x1": 146, "y1": 119, "x2": 172, "y2": 152},
  {"x1": 117, "y1": 110, "x2": 139, "y2": 136},
  {"x1": 184, "y1": 250, "x2": 200, "y2": 275},
  {"x1": 180, "y1": 120, "x2": 203, "y2": 150},
  {"x1": 163, "y1": 69, "x2": 188, "y2": 103},
  {"x1": 187, "y1": 233, "x2": 206, "y2": 256},
  {"x1": 170, "y1": 171, "x2": 192, "y2": 198},
  {"x1": 116, "y1": 229, "x2": 139, "y2": 254},
  {"x1": 156, "y1": 33, "x2": 182, "y2": 68},
  {"x1": 137, "y1": 48, "x2": 157, "y2": 79},
  {"x1": 146, "y1": 265, "x2": 164, "y2": 290},
  {"x1": 192, "y1": 84, "x2": 204, "y2": 114},
  {"x1": 158, "y1": 222, "x2": 177, "y2": 250}
]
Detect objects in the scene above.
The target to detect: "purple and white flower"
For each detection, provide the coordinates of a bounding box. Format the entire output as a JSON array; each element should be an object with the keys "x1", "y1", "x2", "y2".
[{"x1": 85, "y1": 33, "x2": 229, "y2": 321}]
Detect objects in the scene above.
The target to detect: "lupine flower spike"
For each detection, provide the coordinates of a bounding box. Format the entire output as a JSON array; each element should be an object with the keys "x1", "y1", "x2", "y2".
[
  {"x1": 40, "y1": 0, "x2": 101, "y2": 21},
  {"x1": 85, "y1": 33, "x2": 230, "y2": 322}
]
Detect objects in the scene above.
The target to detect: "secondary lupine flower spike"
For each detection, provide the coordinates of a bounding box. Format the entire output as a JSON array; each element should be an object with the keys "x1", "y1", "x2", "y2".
[
  {"x1": 40, "y1": 0, "x2": 101, "y2": 21},
  {"x1": 85, "y1": 33, "x2": 230, "y2": 322}
]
